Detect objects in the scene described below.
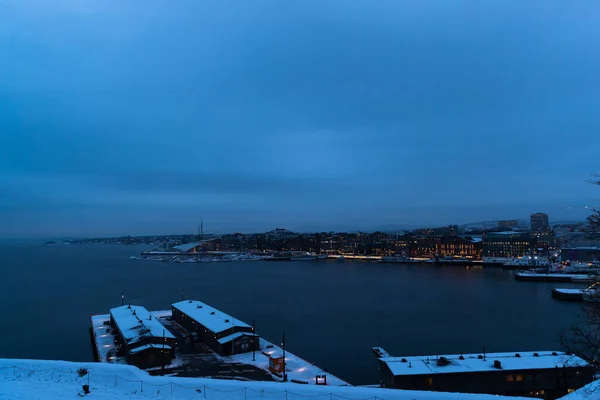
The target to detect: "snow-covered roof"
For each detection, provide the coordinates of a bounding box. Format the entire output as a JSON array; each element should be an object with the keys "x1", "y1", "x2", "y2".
[
  {"x1": 173, "y1": 240, "x2": 217, "y2": 252},
  {"x1": 217, "y1": 332, "x2": 258, "y2": 344},
  {"x1": 110, "y1": 305, "x2": 175, "y2": 345},
  {"x1": 172, "y1": 241, "x2": 203, "y2": 252},
  {"x1": 381, "y1": 351, "x2": 589, "y2": 376},
  {"x1": 129, "y1": 344, "x2": 172, "y2": 355},
  {"x1": 486, "y1": 231, "x2": 524, "y2": 236},
  {"x1": 172, "y1": 300, "x2": 251, "y2": 334}
]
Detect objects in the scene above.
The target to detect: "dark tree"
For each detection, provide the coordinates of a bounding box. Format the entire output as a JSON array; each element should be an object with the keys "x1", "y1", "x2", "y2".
[
  {"x1": 559, "y1": 174, "x2": 600, "y2": 395},
  {"x1": 586, "y1": 175, "x2": 600, "y2": 231}
]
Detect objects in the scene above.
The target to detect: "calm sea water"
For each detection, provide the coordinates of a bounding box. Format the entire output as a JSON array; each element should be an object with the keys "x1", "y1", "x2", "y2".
[{"x1": 0, "y1": 243, "x2": 587, "y2": 384}]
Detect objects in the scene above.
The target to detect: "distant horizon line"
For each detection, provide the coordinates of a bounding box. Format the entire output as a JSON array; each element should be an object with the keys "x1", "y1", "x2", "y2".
[{"x1": 0, "y1": 218, "x2": 587, "y2": 242}]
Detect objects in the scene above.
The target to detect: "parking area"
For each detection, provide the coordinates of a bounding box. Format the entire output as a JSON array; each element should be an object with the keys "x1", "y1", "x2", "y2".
[{"x1": 153, "y1": 316, "x2": 273, "y2": 382}]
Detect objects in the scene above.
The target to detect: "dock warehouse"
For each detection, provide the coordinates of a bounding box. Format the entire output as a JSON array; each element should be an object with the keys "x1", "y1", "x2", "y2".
[
  {"x1": 171, "y1": 300, "x2": 259, "y2": 356},
  {"x1": 109, "y1": 305, "x2": 176, "y2": 369},
  {"x1": 378, "y1": 351, "x2": 593, "y2": 399}
]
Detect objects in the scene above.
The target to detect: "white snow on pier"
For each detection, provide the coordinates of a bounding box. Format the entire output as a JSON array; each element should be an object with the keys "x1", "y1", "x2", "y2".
[{"x1": 229, "y1": 338, "x2": 348, "y2": 386}]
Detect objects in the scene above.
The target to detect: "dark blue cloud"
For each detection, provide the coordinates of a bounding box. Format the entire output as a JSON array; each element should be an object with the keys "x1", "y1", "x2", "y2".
[{"x1": 1, "y1": 0, "x2": 600, "y2": 237}]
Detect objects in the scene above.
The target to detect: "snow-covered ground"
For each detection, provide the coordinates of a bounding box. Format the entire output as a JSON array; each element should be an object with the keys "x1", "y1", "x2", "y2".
[
  {"x1": 560, "y1": 380, "x2": 600, "y2": 399},
  {"x1": 0, "y1": 358, "x2": 532, "y2": 400}
]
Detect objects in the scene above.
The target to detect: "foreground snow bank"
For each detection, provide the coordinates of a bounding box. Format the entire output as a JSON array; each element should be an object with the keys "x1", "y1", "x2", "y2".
[
  {"x1": 559, "y1": 380, "x2": 600, "y2": 400},
  {"x1": 0, "y1": 358, "x2": 529, "y2": 400}
]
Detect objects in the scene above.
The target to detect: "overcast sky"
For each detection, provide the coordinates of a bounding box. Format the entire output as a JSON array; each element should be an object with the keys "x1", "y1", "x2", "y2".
[{"x1": 1, "y1": 1, "x2": 600, "y2": 238}]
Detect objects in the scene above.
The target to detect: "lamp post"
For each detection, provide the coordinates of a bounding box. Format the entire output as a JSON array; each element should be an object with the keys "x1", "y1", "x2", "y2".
[
  {"x1": 231, "y1": 319, "x2": 235, "y2": 355},
  {"x1": 161, "y1": 329, "x2": 165, "y2": 376},
  {"x1": 282, "y1": 331, "x2": 286, "y2": 382},
  {"x1": 252, "y1": 320, "x2": 256, "y2": 362}
]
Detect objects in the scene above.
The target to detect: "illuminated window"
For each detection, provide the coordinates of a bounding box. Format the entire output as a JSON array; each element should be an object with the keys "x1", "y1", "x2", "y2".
[
  {"x1": 506, "y1": 375, "x2": 514, "y2": 382},
  {"x1": 516, "y1": 375, "x2": 523, "y2": 381},
  {"x1": 426, "y1": 378, "x2": 433, "y2": 386}
]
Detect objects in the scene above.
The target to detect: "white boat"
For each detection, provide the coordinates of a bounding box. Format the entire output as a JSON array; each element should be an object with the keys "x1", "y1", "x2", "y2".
[
  {"x1": 482, "y1": 257, "x2": 510, "y2": 265},
  {"x1": 317, "y1": 254, "x2": 329, "y2": 260},
  {"x1": 504, "y1": 256, "x2": 550, "y2": 268},
  {"x1": 290, "y1": 252, "x2": 318, "y2": 261},
  {"x1": 379, "y1": 256, "x2": 420, "y2": 263},
  {"x1": 559, "y1": 261, "x2": 599, "y2": 274},
  {"x1": 178, "y1": 258, "x2": 197, "y2": 263},
  {"x1": 571, "y1": 275, "x2": 599, "y2": 283}
]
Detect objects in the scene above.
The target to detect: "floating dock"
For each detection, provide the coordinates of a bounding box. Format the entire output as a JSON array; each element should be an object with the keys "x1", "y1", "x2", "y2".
[
  {"x1": 514, "y1": 272, "x2": 593, "y2": 282},
  {"x1": 371, "y1": 347, "x2": 391, "y2": 358}
]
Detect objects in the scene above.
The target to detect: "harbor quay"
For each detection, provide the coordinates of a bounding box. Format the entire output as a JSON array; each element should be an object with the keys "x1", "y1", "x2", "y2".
[
  {"x1": 90, "y1": 299, "x2": 348, "y2": 386},
  {"x1": 90, "y1": 297, "x2": 596, "y2": 399}
]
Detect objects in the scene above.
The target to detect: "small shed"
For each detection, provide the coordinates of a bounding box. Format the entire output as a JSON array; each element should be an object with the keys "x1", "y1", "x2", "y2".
[
  {"x1": 217, "y1": 332, "x2": 259, "y2": 356},
  {"x1": 129, "y1": 344, "x2": 173, "y2": 370},
  {"x1": 269, "y1": 352, "x2": 285, "y2": 374}
]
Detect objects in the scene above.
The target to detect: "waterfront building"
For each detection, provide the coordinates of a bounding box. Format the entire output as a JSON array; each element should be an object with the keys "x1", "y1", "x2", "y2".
[
  {"x1": 531, "y1": 213, "x2": 550, "y2": 232},
  {"x1": 172, "y1": 238, "x2": 222, "y2": 253},
  {"x1": 482, "y1": 232, "x2": 534, "y2": 257},
  {"x1": 498, "y1": 220, "x2": 519, "y2": 229},
  {"x1": 532, "y1": 231, "x2": 557, "y2": 253},
  {"x1": 411, "y1": 236, "x2": 477, "y2": 258},
  {"x1": 109, "y1": 305, "x2": 176, "y2": 369},
  {"x1": 391, "y1": 236, "x2": 417, "y2": 256},
  {"x1": 561, "y1": 246, "x2": 600, "y2": 262},
  {"x1": 171, "y1": 300, "x2": 259, "y2": 356},
  {"x1": 378, "y1": 351, "x2": 592, "y2": 399}
]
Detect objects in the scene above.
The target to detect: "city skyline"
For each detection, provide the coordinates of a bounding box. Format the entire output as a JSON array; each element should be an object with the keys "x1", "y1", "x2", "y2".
[
  {"x1": 5, "y1": 212, "x2": 588, "y2": 241},
  {"x1": 2, "y1": 1, "x2": 600, "y2": 238}
]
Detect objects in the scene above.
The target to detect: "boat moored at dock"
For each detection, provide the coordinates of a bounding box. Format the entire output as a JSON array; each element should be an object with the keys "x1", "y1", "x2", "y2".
[
  {"x1": 551, "y1": 288, "x2": 584, "y2": 301},
  {"x1": 371, "y1": 347, "x2": 391, "y2": 358},
  {"x1": 481, "y1": 257, "x2": 510, "y2": 266},
  {"x1": 514, "y1": 271, "x2": 593, "y2": 282},
  {"x1": 582, "y1": 282, "x2": 600, "y2": 303},
  {"x1": 290, "y1": 251, "x2": 319, "y2": 261},
  {"x1": 263, "y1": 252, "x2": 292, "y2": 261},
  {"x1": 552, "y1": 282, "x2": 600, "y2": 302},
  {"x1": 503, "y1": 256, "x2": 550, "y2": 270},
  {"x1": 378, "y1": 256, "x2": 421, "y2": 263}
]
